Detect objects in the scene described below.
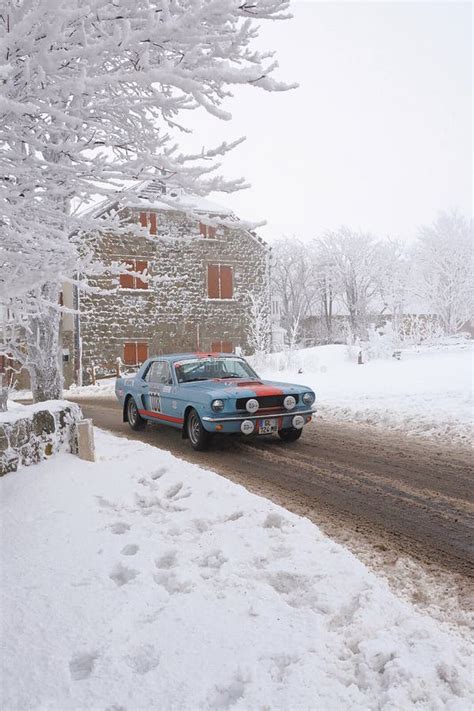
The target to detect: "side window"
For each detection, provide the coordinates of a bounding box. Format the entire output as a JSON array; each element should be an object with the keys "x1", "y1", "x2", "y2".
[{"x1": 147, "y1": 361, "x2": 172, "y2": 385}]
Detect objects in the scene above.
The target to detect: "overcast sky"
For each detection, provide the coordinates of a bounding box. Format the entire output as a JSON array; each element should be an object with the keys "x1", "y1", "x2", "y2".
[{"x1": 182, "y1": 1, "x2": 472, "y2": 243}]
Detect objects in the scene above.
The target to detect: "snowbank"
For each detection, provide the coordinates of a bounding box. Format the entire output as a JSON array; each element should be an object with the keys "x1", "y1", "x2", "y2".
[
  {"x1": 1, "y1": 430, "x2": 472, "y2": 710},
  {"x1": 251, "y1": 343, "x2": 473, "y2": 443}
]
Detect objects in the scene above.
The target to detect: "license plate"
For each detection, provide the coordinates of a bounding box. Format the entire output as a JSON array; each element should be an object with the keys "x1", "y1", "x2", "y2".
[{"x1": 258, "y1": 418, "x2": 278, "y2": 435}]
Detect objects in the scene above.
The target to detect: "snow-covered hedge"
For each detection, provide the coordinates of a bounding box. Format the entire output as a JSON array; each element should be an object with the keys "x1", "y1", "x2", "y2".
[{"x1": 0, "y1": 401, "x2": 82, "y2": 476}]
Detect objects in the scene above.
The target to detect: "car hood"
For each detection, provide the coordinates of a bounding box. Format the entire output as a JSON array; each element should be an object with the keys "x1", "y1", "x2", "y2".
[{"x1": 179, "y1": 379, "x2": 310, "y2": 399}]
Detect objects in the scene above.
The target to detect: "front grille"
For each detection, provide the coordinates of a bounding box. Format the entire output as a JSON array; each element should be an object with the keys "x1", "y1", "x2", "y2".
[{"x1": 236, "y1": 394, "x2": 299, "y2": 411}]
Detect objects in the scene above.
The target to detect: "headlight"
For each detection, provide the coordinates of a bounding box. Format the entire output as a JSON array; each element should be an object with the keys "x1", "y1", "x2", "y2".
[
  {"x1": 246, "y1": 398, "x2": 259, "y2": 414},
  {"x1": 302, "y1": 392, "x2": 315, "y2": 405},
  {"x1": 283, "y1": 395, "x2": 296, "y2": 410},
  {"x1": 211, "y1": 399, "x2": 225, "y2": 412}
]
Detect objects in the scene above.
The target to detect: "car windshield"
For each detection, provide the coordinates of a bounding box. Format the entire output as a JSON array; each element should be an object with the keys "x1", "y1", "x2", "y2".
[{"x1": 174, "y1": 357, "x2": 259, "y2": 384}]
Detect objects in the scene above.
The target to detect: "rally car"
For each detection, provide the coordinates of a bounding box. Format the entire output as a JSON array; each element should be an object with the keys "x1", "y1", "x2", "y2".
[{"x1": 115, "y1": 352, "x2": 316, "y2": 450}]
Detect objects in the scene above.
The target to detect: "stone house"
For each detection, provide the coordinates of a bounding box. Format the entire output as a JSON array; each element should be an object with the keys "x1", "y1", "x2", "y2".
[{"x1": 70, "y1": 179, "x2": 271, "y2": 385}]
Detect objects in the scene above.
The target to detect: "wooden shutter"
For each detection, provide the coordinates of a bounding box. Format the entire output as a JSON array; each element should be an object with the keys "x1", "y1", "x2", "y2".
[
  {"x1": 140, "y1": 212, "x2": 147, "y2": 228},
  {"x1": 137, "y1": 343, "x2": 149, "y2": 363},
  {"x1": 221, "y1": 341, "x2": 233, "y2": 353},
  {"x1": 119, "y1": 260, "x2": 134, "y2": 289},
  {"x1": 208, "y1": 226, "x2": 216, "y2": 239},
  {"x1": 135, "y1": 260, "x2": 148, "y2": 289},
  {"x1": 211, "y1": 341, "x2": 221, "y2": 352},
  {"x1": 123, "y1": 342, "x2": 137, "y2": 365},
  {"x1": 220, "y1": 266, "x2": 233, "y2": 299},
  {"x1": 207, "y1": 264, "x2": 220, "y2": 298},
  {"x1": 149, "y1": 213, "x2": 157, "y2": 235},
  {"x1": 0, "y1": 355, "x2": 4, "y2": 373},
  {"x1": 199, "y1": 222, "x2": 207, "y2": 236}
]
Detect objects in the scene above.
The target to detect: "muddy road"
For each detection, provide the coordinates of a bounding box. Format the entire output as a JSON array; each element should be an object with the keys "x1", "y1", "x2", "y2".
[{"x1": 68, "y1": 395, "x2": 473, "y2": 585}]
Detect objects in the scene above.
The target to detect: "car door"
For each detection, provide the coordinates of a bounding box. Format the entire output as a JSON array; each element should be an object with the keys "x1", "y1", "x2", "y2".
[{"x1": 144, "y1": 360, "x2": 174, "y2": 421}]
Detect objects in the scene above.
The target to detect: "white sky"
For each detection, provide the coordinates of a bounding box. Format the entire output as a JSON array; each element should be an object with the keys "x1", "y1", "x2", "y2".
[{"x1": 181, "y1": 1, "x2": 472, "y2": 243}]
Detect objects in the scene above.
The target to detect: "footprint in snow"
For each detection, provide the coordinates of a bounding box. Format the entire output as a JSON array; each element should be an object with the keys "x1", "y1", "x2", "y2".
[
  {"x1": 165, "y1": 482, "x2": 191, "y2": 501},
  {"x1": 154, "y1": 570, "x2": 193, "y2": 595},
  {"x1": 109, "y1": 522, "x2": 130, "y2": 535},
  {"x1": 109, "y1": 563, "x2": 139, "y2": 587},
  {"x1": 155, "y1": 550, "x2": 178, "y2": 569},
  {"x1": 69, "y1": 652, "x2": 98, "y2": 681},
  {"x1": 151, "y1": 467, "x2": 168, "y2": 480},
  {"x1": 121, "y1": 544, "x2": 139, "y2": 556},
  {"x1": 126, "y1": 644, "x2": 160, "y2": 675},
  {"x1": 263, "y1": 512, "x2": 288, "y2": 530},
  {"x1": 207, "y1": 672, "x2": 249, "y2": 709}
]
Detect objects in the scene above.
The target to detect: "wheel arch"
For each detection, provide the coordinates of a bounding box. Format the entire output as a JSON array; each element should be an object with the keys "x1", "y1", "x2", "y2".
[
  {"x1": 123, "y1": 392, "x2": 142, "y2": 422},
  {"x1": 181, "y1": 405, "x2": 195, "y2": 439}
]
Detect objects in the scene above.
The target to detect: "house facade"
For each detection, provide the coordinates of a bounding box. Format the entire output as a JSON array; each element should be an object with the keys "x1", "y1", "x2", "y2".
[{"x1": 72, "y1": 180, "x2": 271, "y2": 385}]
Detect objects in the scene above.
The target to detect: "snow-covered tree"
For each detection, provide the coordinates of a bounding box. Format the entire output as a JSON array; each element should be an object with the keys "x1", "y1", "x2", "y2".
[
  {"x1": 314, "y1": 228, "x2": 383, "y2": 339},
  {"x1": 271, "y1": 239, "x2": 319, "y2": 345},
  {"x1": 0, "y1": 0, "x2": 294, "y2": 401},
  {"x1": 414, "y1": 210, "x2": 473, "y2": 334},
  {"x1": 244, "y1": 289, "x2": 271, "y2": 358}
]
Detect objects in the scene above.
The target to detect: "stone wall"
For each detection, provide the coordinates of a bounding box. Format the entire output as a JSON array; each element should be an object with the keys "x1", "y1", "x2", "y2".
[
  {"x1": 0, "y1": 401, "x2": 82, "y2": 477},
  {"x1": 79, "y1": 208, "x2": 271, "y2": 382}
]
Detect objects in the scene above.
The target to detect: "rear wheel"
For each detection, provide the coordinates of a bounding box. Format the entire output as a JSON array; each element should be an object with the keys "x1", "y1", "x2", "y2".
[
  {"x1": 187, "y1": 408, "x2": 212, "y2": 451},
  {"x1": 278, "y1": 427, "x2": 303, "y2": 443},
  {"x1": 127, "y1": 397, "x2": 146, "y2": 431}
]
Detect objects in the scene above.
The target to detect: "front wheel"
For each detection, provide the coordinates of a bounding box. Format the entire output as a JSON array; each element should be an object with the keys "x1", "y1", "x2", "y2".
[
  {"x1": 187, "y1": 408, "x2": 212, "y2": 451},
  {"x1": 127, "y1": 397, "x2": 146, "y2": 431},
  {"x1": 278, "y1": 427, "x2": 303, "y2": 443}
]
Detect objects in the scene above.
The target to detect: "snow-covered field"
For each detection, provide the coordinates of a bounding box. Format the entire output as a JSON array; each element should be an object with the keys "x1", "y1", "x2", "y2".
[
  {"x1": 1, "y1": 430, "x2": 472, "y2": 710},
  {"x1": 251, "y1": 342, "x2": 473, "y2": 444}
]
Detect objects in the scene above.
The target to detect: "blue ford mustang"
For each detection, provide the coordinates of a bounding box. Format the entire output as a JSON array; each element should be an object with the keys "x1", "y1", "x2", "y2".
[{"x1": 115, "y1": 353, "x2": 316, "y2": 450}]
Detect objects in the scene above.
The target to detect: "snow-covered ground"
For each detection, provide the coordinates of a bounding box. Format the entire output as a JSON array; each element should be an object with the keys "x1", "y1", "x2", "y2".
[
  {"x1": 1, "y1": 430, "x2": 472, "y2": 710},
  {"x1": 251, "y1": 342, "x2": 473, "y2": 444}
]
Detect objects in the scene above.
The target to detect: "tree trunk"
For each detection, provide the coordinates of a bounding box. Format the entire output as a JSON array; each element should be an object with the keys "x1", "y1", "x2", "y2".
[{"x1": 26, "y1": 283, "x2": 63, "y2": 402}]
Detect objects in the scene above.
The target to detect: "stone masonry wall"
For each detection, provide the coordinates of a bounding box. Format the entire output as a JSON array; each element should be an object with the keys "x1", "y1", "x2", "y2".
[
  {"x1": 0, "y1": 401, "x2": 82, "y2": 476},
  {"x1": 79, "y1": 208, "x2": 271, "y2": 382}
]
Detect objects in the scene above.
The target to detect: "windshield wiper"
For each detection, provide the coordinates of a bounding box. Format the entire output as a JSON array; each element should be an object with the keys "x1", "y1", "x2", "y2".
[{"x1": 183, "y1": 377, "x2": 209, "y2": 383}]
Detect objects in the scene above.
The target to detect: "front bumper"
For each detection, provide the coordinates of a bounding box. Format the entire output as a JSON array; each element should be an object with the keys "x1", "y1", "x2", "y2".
[
  {"x1": 202, "y1": 407, "x2": 316, "y2": 423},
  {"x1": 201, "y1": 408, "x2": 316, "y2": 435}
]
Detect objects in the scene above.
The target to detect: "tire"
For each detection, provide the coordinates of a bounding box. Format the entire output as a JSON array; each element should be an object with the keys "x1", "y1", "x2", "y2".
[
  {"x1": 278, "y1": 427, "x2": 303, "y2": 443},
  {"x1": 126, "y1": 397, "x2": 147, "y2": 431},
  {"x1": 187, "y1": 408, "x2": 212, "y2": 451}
]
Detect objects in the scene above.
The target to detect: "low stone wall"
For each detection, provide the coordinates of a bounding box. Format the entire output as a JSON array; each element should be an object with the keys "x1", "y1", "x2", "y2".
[{"x1": 0, "y1": 401, "x2": 83, "y2": 477}]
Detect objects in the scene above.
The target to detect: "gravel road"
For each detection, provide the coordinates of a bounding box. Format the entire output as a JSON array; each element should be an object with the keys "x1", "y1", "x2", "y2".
[{"x1": 69, "y1": 396, "x2": 473, "y2": 585}]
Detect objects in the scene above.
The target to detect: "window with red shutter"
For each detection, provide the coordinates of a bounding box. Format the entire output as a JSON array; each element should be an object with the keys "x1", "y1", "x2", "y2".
[
  {"x1": 219, "y1": 266, "x2": 233, "y2": 299},
  {"x1": 211, "y1": 341, "x2": 233, "y2": 353},
  {"x1": 139, "y1": 211, "x2": 157, "y2": 235},
  {"x1": 200, "y1": 222, "x2": 217, "y2": 238},
  {"x1": 207, "y1": 264, "x2": 220, "y2": 298},
  {"x1": 123, "y1": 342, "x2": 148, "y2": 366},
  {"x1": 149, "y1": 213, "x2": 157, "y2": 235},
  {"x1": 199, "y1": 222, "x2": 207, "y2": 237},
  {"x1": 137, "y1": 343, "x2": 149, "y2": 363},
  {"x1": 140, "y1": 212, "x2": 147, "y2": 228},
  {"x1": 119, "y1": 260, "x2": 148, "y2": 289},
  {"x1": 135, "y1": 261, "x2": 149, "y2": 290},
  {"x1": 123, "y1": 342, "x2": 137, "y2": 365}
]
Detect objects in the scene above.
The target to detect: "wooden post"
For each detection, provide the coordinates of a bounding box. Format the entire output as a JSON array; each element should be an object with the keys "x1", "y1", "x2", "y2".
[
  {"x1": 115, "y1": 357, "x2": 122, "y2": 378},
  {"x1": 91, "y1": 363, "x2": 96, "y2": 385},
  {"x1": 76, "y1": 419, "x2": 95, "y2": 462}
]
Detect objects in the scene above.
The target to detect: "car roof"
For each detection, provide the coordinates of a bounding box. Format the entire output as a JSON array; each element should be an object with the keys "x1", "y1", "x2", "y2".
[{"x1": 150, "y1": 352, "x2": 242, "y2": 363}]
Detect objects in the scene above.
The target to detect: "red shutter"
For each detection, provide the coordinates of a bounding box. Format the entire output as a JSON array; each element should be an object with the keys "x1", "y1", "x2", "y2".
[
  {"x1": 211, "y1": 341, "x2": 221, "y2": 352},
  {"x1": 149, "y1": 213, "x2": 157, "y2": 235},
  {"x1": 200, "y1": 222, "x2": 207, "y2": 237},
  {"x1": 221, "y1": 341, "x2": 233, "y2": 353},
  {"x1": 207, "y1": 264, "x2": 220, "y2": 298},
  {"x1": 123, "y1": 342, "x2": 137, "y2": 365},
  {"x1": 137, "y1": 343, "x2": 149, "y2": 363},
  {"x1": 140, "y1": 212, "x2": 147, "y2": 228},
  {"x1": 135, "y1": 260, "x2": 148, "y2": 289},
  {"x1": 208, "y1": 226, "x2": 216, "y2": 239},
  {"x1": 119, "y1": 260, "x2": 135, "y2": 289},
  {"x1": 220, "y1": 266, "x2": 233, "y2": 299},
  {"x1": 0, "y1": 355, "x2": 4, "y2": 373}
]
